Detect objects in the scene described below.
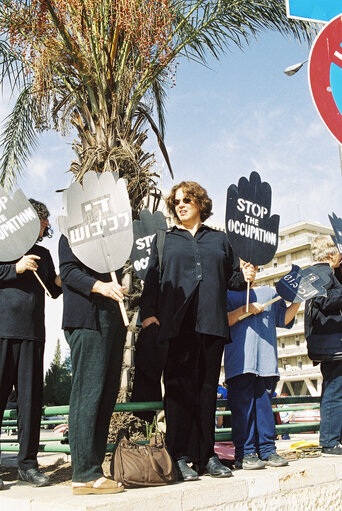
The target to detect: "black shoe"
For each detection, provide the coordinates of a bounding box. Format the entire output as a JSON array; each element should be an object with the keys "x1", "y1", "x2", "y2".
[
  {"x1": 235, "y1": 453, "x2": 266, "y2": 470},
  {"x1": 263, "y1": 452, "x2": 288, "y2": 467},
  {"x1": 176, "y1": 458, "x2": 199, "y2": 481},
  {"x1": 321, "y1": 445, "x2": 342, "y2": 456},
  {"x1": 205, "y1": 455, "x2": 232, "y2": 478},
  {"x1": 0, "y1": 478, "x2": 4, "y2": 490},
  {"x1": 18, "y1": 468, "x2": 51, "y2": 487}
]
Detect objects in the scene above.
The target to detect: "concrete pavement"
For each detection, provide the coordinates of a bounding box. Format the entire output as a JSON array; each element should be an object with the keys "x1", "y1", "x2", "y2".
[{"x1": 1, "y1": 434, "x2": 342, "y2": 511}]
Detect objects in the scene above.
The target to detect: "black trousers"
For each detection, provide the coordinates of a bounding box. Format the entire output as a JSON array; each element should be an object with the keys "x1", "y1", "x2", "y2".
[
  {"x1": 164, "y1": 330, "x2": 224, "y2": 467},
  {"x1": 0, "y1": 339, "x2": 44, "y2": 470},
  {"x1": 65, "y1": 298, "x2": 126, "y2": 482}
]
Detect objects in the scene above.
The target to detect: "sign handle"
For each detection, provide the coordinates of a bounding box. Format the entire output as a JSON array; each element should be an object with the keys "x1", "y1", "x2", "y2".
[
  {"x1": 110, "y1": 271, "x2": 129, "y2": 327},
  {"x1": 245, "y1": 281, "x2": 250, "y2": 313},
  {"x1": 238, "y1": 295, "x2": 282, "y2": 321},
  {"x1": 34, "y1": 271, "x2": 52, "y2": 298}
]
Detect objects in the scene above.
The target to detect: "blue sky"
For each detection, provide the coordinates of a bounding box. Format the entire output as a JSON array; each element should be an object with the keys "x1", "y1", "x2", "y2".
[{"x1": 1, "y1": 26, "x2": 341, "y2": 366}]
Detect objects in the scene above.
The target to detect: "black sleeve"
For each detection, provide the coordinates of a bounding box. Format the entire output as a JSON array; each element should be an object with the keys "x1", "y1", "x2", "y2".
[
  {"x1": 225, "y1": 238, "x2": 247, "y2": 291},
  {"x1": 139, "y1": 237, "x2": 160, "y2": 321},
  {"x1": 311, "y1": 275, "x2": 342, "y2": 315},
  {"x1": 59, "y1": 235, "x2": 97, "y2": 297},
  {"x1": 44, "y1": 250, "x2": 62, "y2": 299},
  {"x1": 0, "y1": 263, "x2": 17, "y2": 282}
]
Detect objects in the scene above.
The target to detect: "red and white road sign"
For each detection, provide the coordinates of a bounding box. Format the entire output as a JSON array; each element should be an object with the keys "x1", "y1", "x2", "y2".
[{"x1": 309, "y1": 14, "x2": 342, "y2": 145}]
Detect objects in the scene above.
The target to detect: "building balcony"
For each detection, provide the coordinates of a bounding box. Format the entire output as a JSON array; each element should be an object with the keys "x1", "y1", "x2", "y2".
[
  {"x1": 278, "y1": 346, "x2": 308, "y2": 357},
  {"x1": 276, "y1": 234, "x2": 316, "y2": 256},
  {"x1": 256, "y1": 257, "x2": 312, "y2": 281}
]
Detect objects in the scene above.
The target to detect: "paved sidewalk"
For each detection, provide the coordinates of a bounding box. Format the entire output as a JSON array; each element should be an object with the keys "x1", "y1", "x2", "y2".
[{"x1": 1, "y1": 434, "x2": 342, "y2": 511}]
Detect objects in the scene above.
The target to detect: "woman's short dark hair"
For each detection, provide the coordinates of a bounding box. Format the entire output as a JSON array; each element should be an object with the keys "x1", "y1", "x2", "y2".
[
  {"x1": 29, "y1": 198, "x2": 53, "y2": 240},
  {"x1": 166, "y1": 181, "x2": 212, "y2": 223}
]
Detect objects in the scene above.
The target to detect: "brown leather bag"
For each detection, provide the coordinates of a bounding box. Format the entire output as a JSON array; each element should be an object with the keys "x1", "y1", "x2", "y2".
[{"x1": 110, "y1": 430, "x2": 177, "y2": 487}]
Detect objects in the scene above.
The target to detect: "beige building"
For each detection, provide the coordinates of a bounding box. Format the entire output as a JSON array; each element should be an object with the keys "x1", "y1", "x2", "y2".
[{"x1": 254, "y1": 221, "x2": 333, "y2": 397}]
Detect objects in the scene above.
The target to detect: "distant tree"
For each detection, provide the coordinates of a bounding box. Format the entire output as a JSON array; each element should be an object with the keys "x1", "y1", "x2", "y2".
[{"x1": 44, "y1": 340, "x2": 72, "y2": 405}]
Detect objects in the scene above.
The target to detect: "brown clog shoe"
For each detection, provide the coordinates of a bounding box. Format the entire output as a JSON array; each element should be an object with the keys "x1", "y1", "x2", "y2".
[{"x1": 73, "y1": 477, "x2": 124, "y2": 495}]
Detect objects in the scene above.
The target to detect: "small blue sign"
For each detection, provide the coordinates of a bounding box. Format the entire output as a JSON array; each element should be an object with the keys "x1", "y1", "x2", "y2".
[{"x1": 286, "y1": 0, "x2": 342, "y2": 23}]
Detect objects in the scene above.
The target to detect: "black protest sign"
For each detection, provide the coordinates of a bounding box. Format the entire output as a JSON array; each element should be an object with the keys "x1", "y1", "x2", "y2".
[
  {"x1": 276, "y1": 264, "x2": 332, "y2": 303},
  {"x1": 0, "y1": 186, "x2": 40, "y2": 261},
  {"x1": 58, "y1": 171, "x2": 133, "y2": 274},
  {"x1": 329, "y1": 213, "x2": 342, "y2": 254},
  {"x1": 131, "y1": 210, "x2": 167, "y2": 280},
  {"x1": 226, "y1": 171, "x2": 280, "y2": 266}
]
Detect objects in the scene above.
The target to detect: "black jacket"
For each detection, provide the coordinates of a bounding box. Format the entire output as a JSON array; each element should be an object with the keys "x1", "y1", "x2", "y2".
[
  {"x1": 140, "y1": 225, "x2": 246, "y2": 341},
  {"x1": 59, "y1": 235, "x2": 122, "y2": 330},
  {"x1": 0, "y1": 244, "x2": 61, "y2": 341},
  {"x1": 305, "y1": 263, "x2": 342, "y2": 361}
]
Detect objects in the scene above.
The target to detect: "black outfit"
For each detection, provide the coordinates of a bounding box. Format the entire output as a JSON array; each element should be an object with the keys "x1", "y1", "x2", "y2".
[
  {"x1": 0, "y1": 244, "x2": 61, "y2": 470},
  {"x1": 59, "y1": 235, "x2": 126, "y2": 482},
  {"x1": 304, "y1": 263, "x2": 342, "y2": 448},
  {"x1": 140, "y1": 225, "x2": 246, "y2": 466}
]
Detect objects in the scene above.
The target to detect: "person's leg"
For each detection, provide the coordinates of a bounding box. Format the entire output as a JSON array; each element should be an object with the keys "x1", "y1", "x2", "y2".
[
  {"x1": 93, "y1": 305, "x2": 126, "y2": 466},
  {"x1": 320, "y1": 361, "x2": 342, "y2": 448},
  {"x1": 66, "y1": 327, "x2": 109, "y2": 482},
  {"x1": 16, "y1": 340, "x2": 45, "y2": 470},
  {"x1": 227, "y1": 373, "x2": 257, "y2": 461},
  {"x1": 0, "y1": 339, "x2": 17, "y2": 478},
  {"x1": 66, "y1": 301, "x2": 126, "y2": 483},
  {"x1": 164, "y1": 329, "x2": 200, "y2": 463},
  {"x1": 197, "y1": 335, "x2": 225, "y2": 467},
  {"x1": 255, "y1": 376, "x2": 278, "y2": 460}
]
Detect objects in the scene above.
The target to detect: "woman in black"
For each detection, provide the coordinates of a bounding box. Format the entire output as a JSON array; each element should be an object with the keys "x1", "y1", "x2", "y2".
[
  {"x1": 0, "y1": 199, "x2": 61, "y2": 489},
  {"x1": 140, "y1": 181, "x2": 256, "y2": 480}
]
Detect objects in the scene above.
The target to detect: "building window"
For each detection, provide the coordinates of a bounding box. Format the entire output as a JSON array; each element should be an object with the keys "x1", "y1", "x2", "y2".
[
  {"x1": 281, "y1": 343, "x2": 285, "y2": 349},
  {"x1": 296, "y1": 340, "x2": 300, "y2": 346}
]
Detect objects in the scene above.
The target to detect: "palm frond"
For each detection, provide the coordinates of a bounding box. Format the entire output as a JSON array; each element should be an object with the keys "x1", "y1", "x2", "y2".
[
  {"x1": 135, "y1": 104, "x2": 173, "y2": 179},
  {"x1": 171, "y1": 0, "x2": 315, "y2": 65},
  {"x1": 0, "y1": 40, "x2": 28, "y2": 93},
  {"x1": 0, "y1": 84, "x2": 39, "y2": 189}
]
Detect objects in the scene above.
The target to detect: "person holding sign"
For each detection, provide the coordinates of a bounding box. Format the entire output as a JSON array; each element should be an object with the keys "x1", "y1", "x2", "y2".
[
  {"x1": 58, "y1": 235, "x2": 126, "y2": 495},
  {"x1": 224, "y1": 279, "x2": 300, "y2": 470},
  {"x1": 140, "y1": 181, "x2": 256, "y2": 481},
  {"x1": 0, "y1": 199, "x2": 61, "y2": 489},
  {"x1": 304, "y1": 236, "x2": 342, "y2": 456}
]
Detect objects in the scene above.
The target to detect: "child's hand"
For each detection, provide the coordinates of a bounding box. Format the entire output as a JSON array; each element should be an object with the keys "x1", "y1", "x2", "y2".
[{"x1": 248, "y1": 302, "x2": 264, "y2": 315}]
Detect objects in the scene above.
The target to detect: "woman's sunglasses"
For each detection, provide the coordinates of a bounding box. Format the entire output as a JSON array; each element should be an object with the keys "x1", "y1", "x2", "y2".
[{"x1": 173, "y1": 197, "x2": 192, "y2": 206}]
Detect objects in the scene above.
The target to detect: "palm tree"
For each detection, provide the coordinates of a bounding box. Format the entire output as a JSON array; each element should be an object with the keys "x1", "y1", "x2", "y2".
[{"x1": 0, "y1": 0, "x2": 313, "y2": 214}]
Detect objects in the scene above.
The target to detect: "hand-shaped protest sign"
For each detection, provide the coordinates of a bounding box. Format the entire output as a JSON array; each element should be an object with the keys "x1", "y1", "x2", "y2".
[
  {"x1": 58, "y1": 172, "x2": 133, "y2": 325},
  {"x1": 0, "y1": 186, "x2": 52, "y2": 296},
  {"x1": 226, "y1": 171, "x2": 280, "y2": 266},
  {"x1": 276, "y1": 264, "x2": 332, "y2": 303},
  {"x1": 131, "y1": 210, "x2": 167, "y2": 280},
  {"x1": 0, "y1": 186, "x2": 40, "y2": 261},
  {"x1": 329, "y1": 212, "x2": 342, "y2": 254}
]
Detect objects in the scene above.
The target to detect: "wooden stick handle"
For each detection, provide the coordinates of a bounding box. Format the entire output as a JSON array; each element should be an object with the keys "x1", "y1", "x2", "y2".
[
  {"x1": 110, "y1": 271, "x2": 129, "y2": 327},
  {"x1": 245, "y1": 281, "x2": 250, "y2": 313},
  {"x1": 34, "y1": 271, "x2": 52, "y2": 298},
  {"x1": 238, "y1": 295, "x2": 282, "y2": 321}
]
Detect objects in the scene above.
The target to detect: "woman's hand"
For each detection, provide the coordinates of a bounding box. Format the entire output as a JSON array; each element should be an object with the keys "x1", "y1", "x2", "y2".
[
  {"x1": 92, "y1": 281, "x2": 127, "y2": 302},
  {"x1": 15, "y1": 255, "x2": 40, "y2": 274},
  {"x1": 142, "y1": 316, "x2": 160, "y2": 329},
  {"x1": 55, "y1": 275, "x2": 62, "y2": 287},
  {"x1": 241, "y1": 261, "x2": 258, "y2": 283}
]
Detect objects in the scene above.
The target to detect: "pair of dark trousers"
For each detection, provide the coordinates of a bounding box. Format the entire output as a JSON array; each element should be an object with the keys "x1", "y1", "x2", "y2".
[
  {"x1": 320, "y1": 360, "x2": 342, "y2": 448},
  {"x1": 164, "y1": 330, "x2": 224, "y2": 467},
  {"x1": 227, "y1": 373, "x2": 278, "y2": 461},
  {"x1": 65, "y1": 299, "x2": 126, "y2": 482},
  {"x1": 0, "y1": 339, "x2": 44, "y2": 470}
]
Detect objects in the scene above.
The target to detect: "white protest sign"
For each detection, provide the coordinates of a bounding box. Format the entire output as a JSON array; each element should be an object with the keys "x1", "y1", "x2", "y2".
[
  {"x1": 58, "y1": 172, "x2": 133, "y2": 325},
  {"x1": 0, "y1": 186, "x2": 40, "y2": 261}
]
